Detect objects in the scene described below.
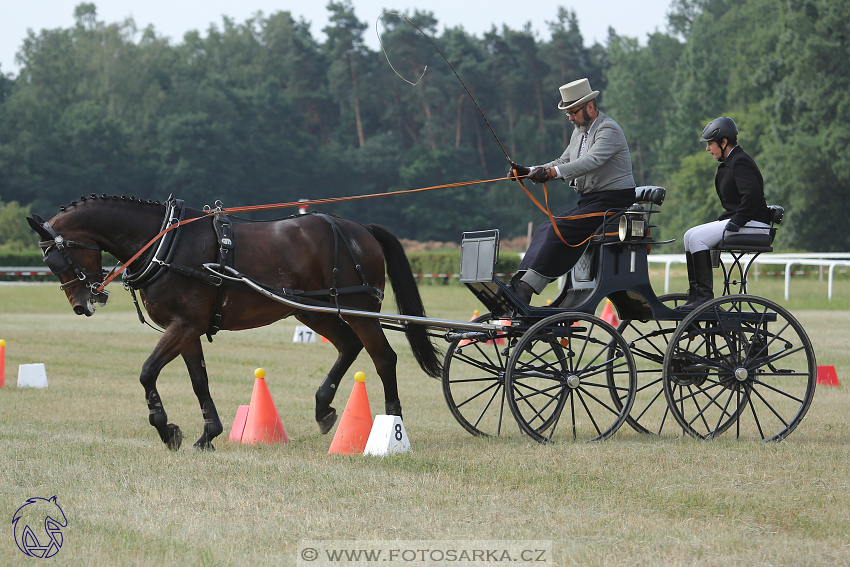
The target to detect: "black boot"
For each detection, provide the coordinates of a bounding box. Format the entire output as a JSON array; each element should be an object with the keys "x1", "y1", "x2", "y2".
[
  {"x1": 677, "y1": 250, "x2": 714, "y2": 312},
  {"x1": 678, "y1": 251, "x2": 697, "y2": 308},
  {"x1": 506, "y1": 279, "x2": 534, "y2": 305}
]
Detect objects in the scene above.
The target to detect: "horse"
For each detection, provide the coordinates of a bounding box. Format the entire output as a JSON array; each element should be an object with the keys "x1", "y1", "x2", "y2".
[{"x1": 27, "y1": 194, "x2": 442, "y2": 451}]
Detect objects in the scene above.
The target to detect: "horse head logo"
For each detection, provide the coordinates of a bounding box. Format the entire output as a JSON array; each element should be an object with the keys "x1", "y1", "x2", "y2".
[{"x1": 12, "y1": 496, "x2": 68, "y2": 558}]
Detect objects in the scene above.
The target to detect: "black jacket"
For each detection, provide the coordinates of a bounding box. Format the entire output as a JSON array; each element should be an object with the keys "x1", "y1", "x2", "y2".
[{"x1": 715, "y1": 146, "x2": 770, "y2": 227}]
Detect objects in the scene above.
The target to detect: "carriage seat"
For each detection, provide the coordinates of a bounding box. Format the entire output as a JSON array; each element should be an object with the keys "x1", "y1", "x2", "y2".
[
  {"x1": 715, "y1": 205, "x2": 784, "y2": 252},
  {"x1": 635, "y1": 185, "x2": 666, "y2": 206},
  {"x1": 710, "y1": 206, "x2": 784, "y2": 291}
]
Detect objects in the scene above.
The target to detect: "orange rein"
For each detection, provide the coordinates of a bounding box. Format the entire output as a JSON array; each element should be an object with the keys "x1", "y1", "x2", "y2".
[{"x1": 96, "y1": 173, "x2": 610, "y2": 292}]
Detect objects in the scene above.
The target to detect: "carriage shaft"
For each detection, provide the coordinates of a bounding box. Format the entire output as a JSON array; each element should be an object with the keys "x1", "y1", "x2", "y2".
[{"x1": 237, "y1": 276, "x2": 508, "y2": 332}]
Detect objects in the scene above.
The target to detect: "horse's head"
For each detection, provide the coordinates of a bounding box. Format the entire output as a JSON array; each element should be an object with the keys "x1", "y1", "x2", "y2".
[{"x1": 27, "y1": 213, "x2": 110, "y2": 316}]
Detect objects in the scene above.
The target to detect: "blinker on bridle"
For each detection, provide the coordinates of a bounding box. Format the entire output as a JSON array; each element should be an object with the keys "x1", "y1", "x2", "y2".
[{"x1": 34, "y1": 218, "x2": 109, "y2": 297}]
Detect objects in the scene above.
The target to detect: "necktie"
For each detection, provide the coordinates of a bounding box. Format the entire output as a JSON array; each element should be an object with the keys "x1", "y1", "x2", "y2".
[
  {"x1": 571, "y1": 133, "x2": 588, "y2": 188},
  {"x1": 578, "y1": 133, "x2": 588, "y2": 157}
]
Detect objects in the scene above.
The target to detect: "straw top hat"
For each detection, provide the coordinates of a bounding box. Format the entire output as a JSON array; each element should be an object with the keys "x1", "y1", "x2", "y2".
[{"x1": 557, "y1": 78, "x2": 600, "y2": 110}]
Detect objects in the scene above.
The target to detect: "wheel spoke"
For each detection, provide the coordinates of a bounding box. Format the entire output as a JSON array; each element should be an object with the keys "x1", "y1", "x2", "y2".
[{"x1": 663, "y1": 295, "x2": 815, "y2": 441}]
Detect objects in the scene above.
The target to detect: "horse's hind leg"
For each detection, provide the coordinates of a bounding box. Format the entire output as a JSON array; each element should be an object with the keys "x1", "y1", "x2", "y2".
[
  {"x1": 297, "y1": 313, "x2": 363, "y2": 434},
  {"x1": 345, "y1": 317, "x2": 402, "y2": 418},
  {"x1": 182, "y1": 337, "x2": 224, "y2": 451}
]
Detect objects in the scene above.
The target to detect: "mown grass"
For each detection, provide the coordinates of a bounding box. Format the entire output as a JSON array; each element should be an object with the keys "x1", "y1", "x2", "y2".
[{"x1": 0, "y1": 280, "x2": 849, "y2": 566}]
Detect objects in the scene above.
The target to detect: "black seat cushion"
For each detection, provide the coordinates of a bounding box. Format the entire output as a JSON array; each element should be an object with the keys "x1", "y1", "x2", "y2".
[{"x1": 720, "y1": 232, "x2": 772, "y2": 249}]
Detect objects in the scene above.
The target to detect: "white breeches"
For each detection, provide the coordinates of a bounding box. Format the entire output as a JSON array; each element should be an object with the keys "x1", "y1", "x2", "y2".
[{"x1": 684, "y1": 220, "x2": 771, "y2": 253}]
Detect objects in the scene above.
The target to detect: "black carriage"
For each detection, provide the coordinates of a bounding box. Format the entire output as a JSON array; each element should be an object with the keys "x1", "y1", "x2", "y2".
[{"x1": 441, "y1": 187, "x2": 816, "y2": 443}]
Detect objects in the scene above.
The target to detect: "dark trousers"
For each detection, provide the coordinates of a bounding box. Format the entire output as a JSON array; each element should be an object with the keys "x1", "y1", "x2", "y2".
[{"x1": 518, "y1": 188, "x2": 635, "y2": 279}]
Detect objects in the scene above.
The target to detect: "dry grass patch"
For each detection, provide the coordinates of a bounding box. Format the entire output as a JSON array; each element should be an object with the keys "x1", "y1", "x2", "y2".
[{"x1": 0, "y1": 283, "x2": 848, "y2": 566}]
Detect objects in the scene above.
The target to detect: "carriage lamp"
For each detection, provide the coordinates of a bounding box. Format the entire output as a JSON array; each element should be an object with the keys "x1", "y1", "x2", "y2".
[{"x1": 618, "y1": 206, "x2": 646, "y2": 241}]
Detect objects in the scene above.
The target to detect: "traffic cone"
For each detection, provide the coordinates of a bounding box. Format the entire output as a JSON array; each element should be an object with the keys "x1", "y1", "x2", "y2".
[
  {"x1": 241, "y1": 368, "x2": 289, "y2": 445},
  {"x1": 228, "y1": 405, "x2": 250, "y2": 442},
  {"x1": 0, "y1": 339, "x2": 5, "y2": 388},
  {"x1": 328, "y1": 371, "x2": 373, "y2": 454},
  {"x1": 459, "y1": 310, "x2": 480, "y2": 346},
  {"x1": 601, "y1": 300, "x2": 619, "y2": 326},
  {"x1": 816, "y1": 366, "x2": 840, "y2": 387}
]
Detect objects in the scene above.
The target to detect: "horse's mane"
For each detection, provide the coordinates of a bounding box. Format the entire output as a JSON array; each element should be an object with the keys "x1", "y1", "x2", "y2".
[{"x1": 57, "y1": 194, "x2": 166, "y2": 214}]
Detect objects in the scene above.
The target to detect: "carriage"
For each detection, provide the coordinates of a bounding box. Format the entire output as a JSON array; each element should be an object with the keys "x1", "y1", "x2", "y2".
[
  {"x1": 438, "y1": 186, "x2": 816, "y2": 443},
  {"x1": 29, "y1": 186, "x2": 815, "y2": 449}
]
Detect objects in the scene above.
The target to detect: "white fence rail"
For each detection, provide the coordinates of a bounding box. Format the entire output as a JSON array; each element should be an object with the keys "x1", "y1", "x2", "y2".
[{"x1": 647, "y1": 253, "x2": 850, "y2": 300}]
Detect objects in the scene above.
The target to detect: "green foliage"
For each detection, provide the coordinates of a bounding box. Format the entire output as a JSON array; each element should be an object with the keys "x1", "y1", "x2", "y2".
[
  {"x1": 0, "y1": 1, "x2": 847, "y2": 250},
  {"x1": 0, "y1": 200, "x2": 36, "y2": 251}
]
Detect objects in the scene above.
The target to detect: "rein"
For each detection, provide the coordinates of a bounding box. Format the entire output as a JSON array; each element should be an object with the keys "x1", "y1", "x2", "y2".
[{"x1": 95, "y1": 174, "x2": 609, "y2": 293}]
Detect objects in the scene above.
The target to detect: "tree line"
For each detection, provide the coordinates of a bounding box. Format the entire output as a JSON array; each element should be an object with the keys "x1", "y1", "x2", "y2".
[{"x1": 0, "y1": 0, "x2": 847, "y2": 252}]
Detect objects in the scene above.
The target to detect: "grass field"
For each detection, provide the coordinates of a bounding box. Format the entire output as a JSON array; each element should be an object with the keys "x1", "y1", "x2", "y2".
[{"x1": 1, "y1": 277, "x2": 849, "y2": 566}]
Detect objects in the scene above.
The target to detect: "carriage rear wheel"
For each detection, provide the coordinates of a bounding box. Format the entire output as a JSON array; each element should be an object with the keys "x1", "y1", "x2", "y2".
[
  {"x1": 612, "y1": 293, "x2": 688, "y2": 435},
  {"x1": 505, "y1": 312, "x2": 637, "y2": 443},
  {"x1": 662, "y1": 295, "x2": 816, "y2": 441},
  {"x1": 442, "y1": 313, "x2": 520, "y2": 437}
]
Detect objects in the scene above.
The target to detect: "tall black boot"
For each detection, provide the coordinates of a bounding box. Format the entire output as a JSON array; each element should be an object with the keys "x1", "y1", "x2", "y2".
[
  {"x1": 678, "y1": 251, "x2": 696, "y2": 309},
  {"x1": 677, "y1": 250, "x2": 714, "y2": 312}
]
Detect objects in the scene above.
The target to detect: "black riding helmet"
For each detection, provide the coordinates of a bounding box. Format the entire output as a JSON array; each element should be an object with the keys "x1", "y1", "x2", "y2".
[{"x1": 700, "y1": 117, "x2": 738, "y2": 161}]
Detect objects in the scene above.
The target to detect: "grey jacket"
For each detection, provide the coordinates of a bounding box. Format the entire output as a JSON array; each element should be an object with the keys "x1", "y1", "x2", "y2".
[{"x1": 537, "y1": 112, "x2": 635, "y2": 194}]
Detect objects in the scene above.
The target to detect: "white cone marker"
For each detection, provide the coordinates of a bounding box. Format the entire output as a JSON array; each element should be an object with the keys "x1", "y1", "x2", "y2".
[
  {"x1": 18, "y1": 363, "x2": 48, "y2": 388},
  {"x1": 292, "y1": 326, "x2": 316, "y2": 343},
  {"x1": 364, "y1": 415, "x2": 411, "y2": 456}
]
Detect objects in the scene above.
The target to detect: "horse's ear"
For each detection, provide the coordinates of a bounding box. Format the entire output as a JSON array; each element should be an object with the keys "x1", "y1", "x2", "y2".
[{"x1": 27, "y1": 215, "x2": 51, "y2": 240}]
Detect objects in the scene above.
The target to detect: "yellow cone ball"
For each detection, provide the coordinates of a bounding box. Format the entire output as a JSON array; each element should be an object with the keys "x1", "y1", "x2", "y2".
[
  {"x1": 0, "y1": 340, "x2": 5, "y2": 346},
  {"x1": 255, "y1": 368, "x2": 265, "y2": 379},
  {"x1": 354, "y1": 371, "x2": 366, "y2": 382}
]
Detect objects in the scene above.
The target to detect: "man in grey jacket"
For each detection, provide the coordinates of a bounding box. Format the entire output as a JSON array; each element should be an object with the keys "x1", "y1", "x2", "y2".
[{"x1": 507, "y1": 78, "x2": 636, "y2": 304}]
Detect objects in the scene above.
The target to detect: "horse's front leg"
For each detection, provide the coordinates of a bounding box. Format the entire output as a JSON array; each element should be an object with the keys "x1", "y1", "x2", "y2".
[
  {"x1": 181, "y1": 337, "x2": 223, "y2": 451},
  {"x1": 140, "y1": 323, "x2": 195, "y2": 450}
]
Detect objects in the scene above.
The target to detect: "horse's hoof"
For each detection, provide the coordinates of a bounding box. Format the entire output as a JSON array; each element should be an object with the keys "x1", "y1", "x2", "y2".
[
  {"x1": 165, "y1": 424, "x2": 183, "y2": 451},
  {"x1": 193, "y1": 439, "x2": 215, "y2": 452},
  {"x1": 385, "y1": 399, "x2": 403, "y2": 419},
  {"x1": 317, "y1": 409, "x2": 337, "y2": 434}
]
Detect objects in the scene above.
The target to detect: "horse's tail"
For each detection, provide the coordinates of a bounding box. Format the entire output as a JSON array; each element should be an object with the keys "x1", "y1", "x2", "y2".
[{"x1": 366, "y1": 224, "x2": 443, "y2": 379}]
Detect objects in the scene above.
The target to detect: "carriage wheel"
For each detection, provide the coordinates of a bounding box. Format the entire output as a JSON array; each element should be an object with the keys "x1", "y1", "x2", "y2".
[
  {"x1": 442, "y1": 313, "x2": 522, "y2": 437},
  {"x1": 611, "y1": 293, "x2": 688, "y2": 435},
  {"x1": 505, "y1": 313, "x2": 637, "y2": 443},
  {"x1": 662, "y1": 295, "x2": 816, "y2": 441}
]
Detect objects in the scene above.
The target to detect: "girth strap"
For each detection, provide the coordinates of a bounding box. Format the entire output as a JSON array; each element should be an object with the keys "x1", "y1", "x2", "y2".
[
  {"x1": 316, "y1": 213, "x2": 371, "y2": 314},
  {"x1": 206, "y1": 214, "x2": 235, "y2": 341}
]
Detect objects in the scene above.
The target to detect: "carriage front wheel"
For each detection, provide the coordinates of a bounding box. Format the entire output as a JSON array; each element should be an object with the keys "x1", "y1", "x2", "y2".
[
  {"x1": 442, "y1": 313, "x2": 519, "y2": 437},
  {"x1": 505, "y1": 312, "x2": 637, "y2": 443},
  {"x1": 661, "y1": 295, "x2": 816, "y2": 441}
]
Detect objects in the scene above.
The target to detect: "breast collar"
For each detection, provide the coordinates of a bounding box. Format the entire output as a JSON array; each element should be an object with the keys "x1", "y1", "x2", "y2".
[{"x1": 121, "y1": 196, "x2": 185, "y2": 290}]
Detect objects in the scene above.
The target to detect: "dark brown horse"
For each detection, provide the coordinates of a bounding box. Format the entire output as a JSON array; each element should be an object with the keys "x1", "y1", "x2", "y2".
[{"x1": 28, "y1": 195, "x2": 441, "y2": 450}]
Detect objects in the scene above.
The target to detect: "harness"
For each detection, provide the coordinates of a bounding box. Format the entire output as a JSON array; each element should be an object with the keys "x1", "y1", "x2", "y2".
[
  {"x1": 36, "y1": 219, "x2": 109, "y2": 301},
  {"x1": 117, "y1": 200, "x2": 383, "y2": 339}
]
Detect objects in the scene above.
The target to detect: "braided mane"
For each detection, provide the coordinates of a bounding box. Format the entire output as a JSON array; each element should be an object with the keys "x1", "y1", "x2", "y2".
[{"x1": 58, "y1": 194, "x2": 166, "y2": 213}]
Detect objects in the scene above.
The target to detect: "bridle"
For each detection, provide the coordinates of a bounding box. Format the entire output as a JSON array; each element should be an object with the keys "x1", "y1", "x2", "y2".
[{"x1": 35, "y1": 218, "x2": 109, "y2": 299}]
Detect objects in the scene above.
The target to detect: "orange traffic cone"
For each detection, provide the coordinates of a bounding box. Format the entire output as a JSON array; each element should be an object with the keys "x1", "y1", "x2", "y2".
[
  {"x1": 601, "y1": 300, "x2": 619, "y2": 326},
  {"x1": 228, "y1": 405, "x2": 250, "y2": 442},
  {"x1": 328, "y1": 371, "x2": 373, "y2": 454},
  {"x1": 241, "y1": 368, "x2": 289, "y2": 444},
  {"x1": 816, "y1": 365, "x2": 840, "y2": 387}
]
